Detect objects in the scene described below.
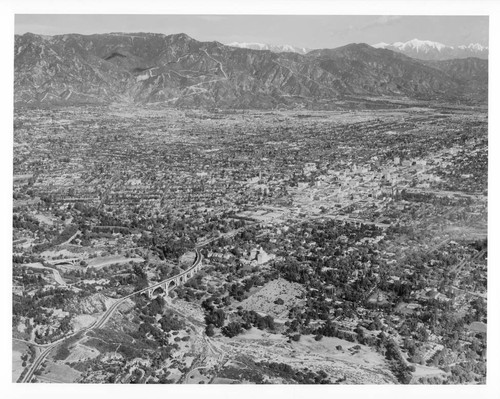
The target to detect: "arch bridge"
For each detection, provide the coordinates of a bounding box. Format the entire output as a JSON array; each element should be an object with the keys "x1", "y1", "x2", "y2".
[
  {"x1": 46, "y1": 258, "x2": 81, "y2": 266},
  {"x1": 145, "y1": 249, "x2": 203, "y2": 299}
]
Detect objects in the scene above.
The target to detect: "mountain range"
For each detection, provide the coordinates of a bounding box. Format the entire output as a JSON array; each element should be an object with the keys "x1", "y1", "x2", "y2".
[
  {"x1": 226, "y1": 42, "x2": 310, "y2": 55},
  {"x1": 226, "y1": 38, "x2": 488, "y2": 62},
  {"x1": 372, "y1": 39, "x2": 488, "y2": 61},
  {"x1": 14, "y1": 32, "x2": 488, "y2": 109}
]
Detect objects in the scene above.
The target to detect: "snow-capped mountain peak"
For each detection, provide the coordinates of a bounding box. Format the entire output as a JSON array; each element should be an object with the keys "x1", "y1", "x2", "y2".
[
  {"x1": 376, "y1": 38, "x2": 446, "y2": 52},
  {"x1": 227, "y1": 42, "x2": 268, "y2": 50},
  {"x1": 399, "y1": 38, "x2": 446, "y2": 51},
  {"x1": 370, "y1": 38, "x2": 488, "y2": 60},
  {"x1": 458, "y1": 43, "x2": 487, "y2": 51},
  {"x1": 226, "y1": 41, "x2": 310, "y2": 54},
  {"x1": 372, "y1": 42, "x2": 390, "y2": 49}
]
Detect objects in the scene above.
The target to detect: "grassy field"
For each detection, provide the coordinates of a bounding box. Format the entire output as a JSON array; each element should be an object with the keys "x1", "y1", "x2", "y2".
[{"x1": 12, "y1": 340, "x2": 28, "y2": 382}]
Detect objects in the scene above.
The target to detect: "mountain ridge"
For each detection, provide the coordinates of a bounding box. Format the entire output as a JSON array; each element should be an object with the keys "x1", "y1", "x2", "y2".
[
  {"x1": 14, "y1": 32, "x2": 488, "y2": 109},
  {"x1": 372, "y1": 38, "x2": 488, "y2": 61},
  {"x1": 226, "y1": 42, "x2": 310, "y2": 55}
]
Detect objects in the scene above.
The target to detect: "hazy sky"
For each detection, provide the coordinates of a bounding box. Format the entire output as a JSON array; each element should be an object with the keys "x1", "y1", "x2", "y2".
[{"x1": 15, "y1": 15, "x2": 489, "y2": 48}]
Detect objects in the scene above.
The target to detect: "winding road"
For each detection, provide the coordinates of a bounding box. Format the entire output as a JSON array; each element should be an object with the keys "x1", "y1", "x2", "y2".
[
  {"x1": 19, "y1": 247, "x2": 203, "y2": 383},
  {"x1": 21, "y1": 263, "x2": 66, "y2": 286},
  {"x1": 18, "y1": 224, "x2": 251, "y2": 383}
]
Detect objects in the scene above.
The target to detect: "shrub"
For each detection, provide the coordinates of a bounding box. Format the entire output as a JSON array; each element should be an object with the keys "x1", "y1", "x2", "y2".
[
  {"x1": 221, "y1": 322, "x2": 243, "y2": 338},
  {"x1": 274, "y1": 298, "x2": 285, "y2": 305},
  {"x1": 205, "y1": 324, "x2": 215, "y2": 337}
]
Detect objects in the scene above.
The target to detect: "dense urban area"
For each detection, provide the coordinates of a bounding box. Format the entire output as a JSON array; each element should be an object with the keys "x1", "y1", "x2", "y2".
[{"x1": 13, "y1": 102, "x2": 487, "y2": 384}]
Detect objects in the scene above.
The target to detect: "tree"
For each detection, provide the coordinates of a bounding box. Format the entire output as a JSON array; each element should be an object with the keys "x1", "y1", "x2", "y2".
[
  {"x1": 205, "y1": 324, "x2": 215, "y2": 337},
  {"x1": 274, "y1": 298, "x2": 285, "y2": 305},
  {"x1": 416, "y1": 326, "x2": 429, "y2": 343},
  {"x1": 291, "y1": 334, "x2": 301, "y2": 342},
  {"x1": 205, "y1": 309, "x2": 225, "y2": 328},
  {"x1": 133, "y1": 263, "x2": 147, "y2": 279},
  {"x1": 222, "y1": 322, "x2": 243, "y2": 338}
]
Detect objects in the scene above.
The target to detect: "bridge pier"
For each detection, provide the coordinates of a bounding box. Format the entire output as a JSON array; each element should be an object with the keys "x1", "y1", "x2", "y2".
[{"x1": 146, "y1": 255, "x2": 203, "y2": 299}]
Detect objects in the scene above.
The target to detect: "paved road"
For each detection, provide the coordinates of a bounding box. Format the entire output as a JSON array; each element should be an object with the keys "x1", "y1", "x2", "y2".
[
  {"x1": 424, "y1": 238, "x2": 451, "y2": 255},
  {"x1": 405, "y1": 188, "x2": 485, "y2": 200},
  {"x1": 19, "y1": 340, "x2": 63, "y2": 383},
  {"x1": 21, "y1": 263, "x2": 66, "y2": 286},
  {"x1": 451, "y1": 248, "x2": 486, "y2": 274},
  {"x1": 59, "y1": 230, "x2": 80, "y2": 246},
  {"x1": 19, "y1": 225, "x2": 251, "y2": 383},
  {"x1": 90, "y1": 248, "x2": 203, "y2": 330},
  {"x1": 20, "y1": 248, "x2": 203, "y2": 383}
]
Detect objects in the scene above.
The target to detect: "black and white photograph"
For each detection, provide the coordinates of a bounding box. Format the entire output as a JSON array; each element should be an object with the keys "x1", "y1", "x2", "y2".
[{"x1": 4, "y1": 0, "x2": 500, "y2": 396}]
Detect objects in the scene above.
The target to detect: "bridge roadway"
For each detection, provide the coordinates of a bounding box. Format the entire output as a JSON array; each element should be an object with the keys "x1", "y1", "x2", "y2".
[
  {"x1": 91, "y1": 248, "x2": 203, "y2": 330},
  {"x1": 18, "y1": 225, "x2": 251, "y2": 383},
  {"x1": 20, "y1": 247, "x2": 203, "y2": 383}
]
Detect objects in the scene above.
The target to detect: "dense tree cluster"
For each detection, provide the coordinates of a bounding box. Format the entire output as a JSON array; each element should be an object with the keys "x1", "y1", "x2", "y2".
[{"x1": 258, "y1": 362, "x2": 331, "y2": 384}]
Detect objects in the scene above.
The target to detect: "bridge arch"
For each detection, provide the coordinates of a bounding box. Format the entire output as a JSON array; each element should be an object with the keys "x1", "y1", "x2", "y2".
[{"x1": 152, "y1": 286, "x2": 166, "y2": 297}]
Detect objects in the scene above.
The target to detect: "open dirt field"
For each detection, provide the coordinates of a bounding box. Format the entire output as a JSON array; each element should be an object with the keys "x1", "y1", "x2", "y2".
[
  {"x1": 467, "y1": 321, "x2": 487, "y2": 333},
  {"x1": 412, "y1": 364, "x2": 448, "y2": 380},
  {"x1": 33, "y1": 213, "x2": 54, "y2": 226},
  {"x1": 238, "y1": 278, "x2": 305, "y2": 319},
  {"x1": 87, "y1": 255, "x2": 144, "y2": 269},
  {"x1": 64, "y1": 343, "x2": 101, "y2": 363},
  {"x1": 222, "y1": 330, "x2": 395, "y2": 384},
  {"x1": 37, "y1": 361, "x2": 81, "y2": 383},
  {"x1": 234, "y1": 328, "x2": 287, "y2": 342},
  {"x1": 186, "y1": 367, "x2": 212, "y2": 384},
  {"x1": 12, "y1": 340, "x2": 28, "y2": 382},
  {"x1": 291, "y1": 335, "x2": 387, "y2": 368},
  {"x1": 71, "y1": 314, "x2": 98, "y2": 331}
]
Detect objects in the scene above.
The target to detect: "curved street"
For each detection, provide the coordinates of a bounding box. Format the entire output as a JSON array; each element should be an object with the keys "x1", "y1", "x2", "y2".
[
  {"x1": 20, "y1": 247, "x2": 203, "y2": 383},
  {"x1": 21, "y1": 263, "x2": 66, "y2": 286}
]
